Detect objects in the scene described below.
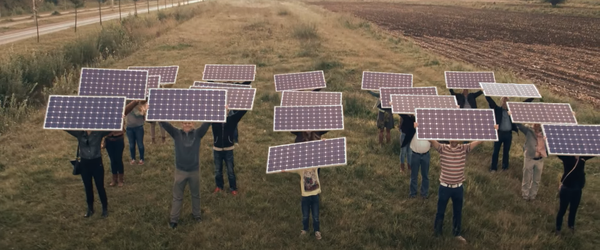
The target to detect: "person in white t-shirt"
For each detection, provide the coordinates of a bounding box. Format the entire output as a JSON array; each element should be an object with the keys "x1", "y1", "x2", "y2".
[{"x1": 409, "y1": 134, "x2": 432, "y2": 199}]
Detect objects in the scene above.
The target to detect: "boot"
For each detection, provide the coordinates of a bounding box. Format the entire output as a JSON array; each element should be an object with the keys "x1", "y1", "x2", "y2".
[
  {"x1": 109, "y1": 174, "x2": 118, "y2": 187},
  {"x1": 386, "y1": 131, "x2": 391, "y2": 144},
  {"x1": 84, "y1": 205, "x2": 94, "y2": 218},
  {"x1": 378, "y1": 132, "x2": 384, "y2": 145},
  {"x1": 407, "y1": 164, "x2": 412, "y2": 171},
  {"x1": 400, "y1": 163, "x2": 406, "y2": 173},
  {"x1": 118, "y1": 173, "x2": 124, "y2": 187},
  {"x1": 101, "y1": 206, "x2": 108, "y2": 218}
]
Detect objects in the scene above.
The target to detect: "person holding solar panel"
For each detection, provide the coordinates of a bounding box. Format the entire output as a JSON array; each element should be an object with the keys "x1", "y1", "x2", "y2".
[
  {"x1": 367, "y1": 90, "x2": 394, "y2": 145},
  {"x1": 555, "y1": 155, "x2": 595, "y2": 236},
  {"x1": 449, "y1": 89, "x2": 483, "y2": 109},
  {"x1": 514, "y1": 123, "x2": 547, "y2": 201},
  {"x1": 210, "y1": 109, "x2": 248, "y2": 196},
  {"x1": 126, "y1": 100, "x2": 148, "y2": 165}
]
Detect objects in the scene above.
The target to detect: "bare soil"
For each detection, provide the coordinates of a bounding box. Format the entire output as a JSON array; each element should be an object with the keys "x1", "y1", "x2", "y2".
[{"x1": 315, "y1": 2, "x2": 600, "y2": 105}]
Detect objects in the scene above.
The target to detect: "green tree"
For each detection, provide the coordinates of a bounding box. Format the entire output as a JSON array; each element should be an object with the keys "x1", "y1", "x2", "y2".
[{"x1": 69, "y1": 0, "x2": 84, "y2": 32}]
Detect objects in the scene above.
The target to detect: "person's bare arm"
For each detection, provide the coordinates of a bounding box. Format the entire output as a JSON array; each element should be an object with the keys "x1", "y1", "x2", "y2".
[
  {"x1": 429, "y1": 140, "x2": 441, "y2": 149},
  {"x1": 124, "y1": 100, "x2": 140, "y2": 115},
  {"x1": 469, "y1": 141, "x2": 483, "y2": 150}
]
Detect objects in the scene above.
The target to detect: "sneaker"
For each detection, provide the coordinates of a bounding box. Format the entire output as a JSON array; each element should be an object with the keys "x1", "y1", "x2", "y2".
[
  {"x1": 169, "y1": 222, "x2": 178, "y2": 229},
  {"x1": 138, "y1": 160, "x2": 144, "y2": 165},
  {"x1": 300, "y1": 230, "x2": 307, "y2": 237},
  {"x1": 231, "y1": 190, "x2": 238, "y2": 196},
  {"x1": 455, "y1": 236, "x2": 467, "y2": 243},
  {"x1": 130, "y1": 160, "x2": 136, "y2": 165},
  {"x1": 315, "y1": 231, "x2": 322, "y2": 240},
  {"x1": 213, "y1": 187, "x2": 222, "y2": 194}
]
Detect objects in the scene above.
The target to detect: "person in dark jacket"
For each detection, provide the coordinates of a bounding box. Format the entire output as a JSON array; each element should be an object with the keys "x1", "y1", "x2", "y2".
[
  {"x1": 449, "y1": 89, "x2": 483, "y2": 109},
  {"x1": 211, "y1": 110, "x2": 248, "y2": 195},
  {"x1": 555, "y1": 156, "x2": 594, "y2": 235},
  {"x1": 486, "y1": 97, "x2": 534, "y2": 171},
  {"x1": 232, "y1": 81, "x2": 252, "y2": 144},
  {"x1": 66, "y1": 130, "x2": 111, "y2": 218},
  {"x1": 399, "y1": 114, "x2": 416, "y2": 172},
  {"x1": 160, "y1": 121, "x2": 211, "y2": 229},
  {"x1": 368, "y1": 91, "x2": 393, "y2": 145}
]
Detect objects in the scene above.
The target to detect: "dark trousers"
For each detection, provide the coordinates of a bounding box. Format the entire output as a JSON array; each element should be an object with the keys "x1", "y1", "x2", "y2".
[
  {"x1": 302, "y1": 195, "x2": 320, "y2": 232},
  {"x1": 233, "y1": 125, "x2": 239, "y2": 143},
  {"x1": 80, "y1": 158, "x2": 108, "y2": 210},
  {"x1": 126, "y1": 125, "x2": 145, "y2": 161},
  {"x1": 434, "y1": 185, "x2": 463, "y2": 236},
  {"x1": 105, "y1": 137, "x2": 125, "y2": 174},
  {"x1": 556, "y1": 186, "x2": 582, "y2": 231},
  {"x1": 491, "y1": 131, "x2": 512, "y2": 170},
  {"x1": 214, "y1": 150, "x2": 236, "y2": 191}
]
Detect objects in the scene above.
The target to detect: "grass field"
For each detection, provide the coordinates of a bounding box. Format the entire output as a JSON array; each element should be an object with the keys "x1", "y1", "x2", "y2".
[{"x1": 1, "y1": 0, "x2": 599, "y2": 249}]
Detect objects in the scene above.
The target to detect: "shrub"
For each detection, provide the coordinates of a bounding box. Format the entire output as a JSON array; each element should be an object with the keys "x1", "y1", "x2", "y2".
[
  {"x1": 543, "y1": 0, "x2": 566, "y2": 6},
  {"x1": 292, "y1": 23, "x2": 319, "y2": 40}
]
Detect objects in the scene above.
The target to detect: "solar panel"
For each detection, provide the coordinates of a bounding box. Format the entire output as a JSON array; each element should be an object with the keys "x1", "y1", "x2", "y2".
[
  {"x1": 266, "y1": 137, "x2": 347, "y2": 174},
  {"x1": 202, "y1": 64, "x2": 256, "y2": 82},
  {"x1": 507, "y1": 102, "x2": 577, "y2": 124},
  {"x1": 379, "y1": 87, "x2": 438, "y2": 108},
  {"x1": 416, "y1": 108, "x2": 498, "y2": 141},
  {"x1": 280, "y1": 91, "x2": 342, "y2": 106},
  {"x1": 193, "y1": 81, "x2": 252, "y2": 89},
  {"x1": 480, "y1": 83, "x2": 542, "y2": 98},
  {"x1": 189, "y1": 86, "x2": 256, "y2": 110},
  {"x1": 128, "y1": 66, "x2": 179, "y2": 84},
  {"x1": 543, "y1": 125, "x2": 600, "y2": 156},
  {"x1": 390, "y1": 95, "x2": 458, "y2": 114},
  {"x1": 146, "y1": 75, "x2": 161, "y2": 97},
  {"x1": 43, "y1": 95, "x2": 126, "y2": 131},
  {"x1": 78, "y1": 68, "x2": 148, "y2": 100},
  {"x1": 146, "y1": 88, "x2": 227, "y2": 122},
  {"x1": 361, "y1": 71, "x2": 413, "y2": 90},
  {"x1": 274, "y1": 71, "x2": 327, "y2": 92},
  {"x1": 445, "y1": 71, "x2": 495, "y2": 89},
  {"x1": 273, "y1": 105, "x2": 344, "y2": 131}
]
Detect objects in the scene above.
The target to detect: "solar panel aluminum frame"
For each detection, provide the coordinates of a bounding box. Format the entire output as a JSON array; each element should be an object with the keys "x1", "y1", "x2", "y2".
[
  {"x1": 542, "y1": 124, "x2": 600, "y2": 156},
  {"x1": 444, "y1": 71, "x2": 496, "y2": 90},
  {"x1": 415, "y1": 108, "x2": 499, "y2": 141},
  {"x1": 379, "y1": 87, "x2": 439, "y2": 108},
  {"x1": 480, "y1": 83, "x2": 542, "y2": 98},
  {"x1": 145, "y1": 88, "x2": 228, "y2": 122},
  {"x1": 202, "y1": 64, "x2": 257, "y2": 82},
  {"x1": 506, "y1": 102, "x2": 578, "y2": 125},
  {"x1": 189, "y1": 86, "x2": 257, "y2": 111},
  {"x1": 43, "y1": 95, "x2": 127, "y2": 131},
  {"x1": 273, "y1": 70, "x2": 327, "y2": 92},
  {"x1": 78, "y1": 68, "x2": 149, "y2": 101},
  {"x1": 127, "y1": 65, "x2": 180, "y2": 85},
  {"x1": 273, "y1": 105, "x2": 345, "y2": 132},
  {"x1": 265, "y1": 137, "x2": 348, "y2": 174},
  {"x1": 390, "y1": 95, "x2": 458, "y2": 114},
  {"x1": 280, "y1": 91, "x2": 343, "y2": 106},
  {"x1": 360, "y1": 71, "x2": 414, "y2": 90},
  {"x1": 192, "y1": 81, "x2": 252, "y2": 88}
]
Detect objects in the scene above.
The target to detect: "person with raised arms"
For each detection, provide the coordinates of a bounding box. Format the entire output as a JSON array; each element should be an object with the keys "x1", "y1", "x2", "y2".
[
  {"x1": 368, "y1": 90, "x2": 394, "y2": 145},
  {"x1": 515, "y1": 122, "x2": 547, "y2": 201},
  {"x1": 449, "y1": 89, "x2": 483, "y2": 109},
  {"x1": 555, "y1": 155, "x2": 595, "y2": 236},
  {"x1": 103, "y1": 100, "x2": 141, "y2": 187},
  {"x1": 210, "y1": 110, "x2": 248, "y2": 196}
]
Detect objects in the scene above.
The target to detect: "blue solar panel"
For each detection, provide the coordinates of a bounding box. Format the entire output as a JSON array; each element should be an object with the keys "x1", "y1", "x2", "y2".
[
  {"x1": 416, "y1": 108, "x2": 498, "y2": 141},
  {"x1": 78, "y1": 68, "x2": 148, "y2": 100},
  {"x1": 43, "y1": 95, "x2": 126, "y2": 130},
  {"x1": 267, "y1": 137, "x2": 347, "y2": 174},
  {"x1": 146, "y1": 88, "x2": 227, "y2": 122},
  {"x1": 273, "y1": 105, "x2": 344, "y2": 131},
  {"x1": 128, "y1": 66, "x2": 179, "y2": 84},
  {"x1": 543, "y1": 124, "x2": 600, "y2": 156}
]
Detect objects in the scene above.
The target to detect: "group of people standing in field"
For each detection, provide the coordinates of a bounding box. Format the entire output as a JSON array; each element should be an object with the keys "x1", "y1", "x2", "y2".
[{"x1": 370, "y1": 88, "x2": 594, "y2": 242}]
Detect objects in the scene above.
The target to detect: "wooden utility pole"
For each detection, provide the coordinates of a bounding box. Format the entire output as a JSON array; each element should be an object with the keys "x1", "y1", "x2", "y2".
[
  {"x1": 134, "y1": 0, "x2": 137, "y2": 17},
  {"x1": 147, "y1": 0, "x2": 150, "y2": 13},
  {"x1": 118, "y1": 0, "x2": 121, "y2": 21},
  {"x1": 98, "y1": 0, "x2": 103, "y2": 27},
  {"x1": 33, "y1": 0, "x2": 40, "y2": 42}
]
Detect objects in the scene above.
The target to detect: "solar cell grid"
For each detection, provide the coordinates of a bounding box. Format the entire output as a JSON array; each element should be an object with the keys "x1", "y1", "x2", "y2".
[
  {"x1": 146, "y1": 76, "x2": 161, "y2": 97},
  {"x1": 416, "y1": 108, "x2": 498, "y2": 141},
  {"x1": 274, "y1": 71, "x2": 326, "y2": 92},
  {"x1": 543, "y1": 125, "x2": 600, "y2": 156},
  {"x1": 507, "y1": 102, "x2": 577, "y2": 124},
  {"x1": 480, "y1": 83, "x2": 542, "y2": 98},
  {"x1": 445, "y1": 71, "x2": 495, "y2": 89},
  {"x1": 79, "y1": 68, "x2": 148, "y2": 100},
  {"x1": 146, "y1": 88, "x2": 227, "y2": 122},
  {"x1": 515, "y1": 84, "x2": 542, "y2": 98},
  {"x1": 202, "y1": 64, "x2": 256, "y2": 82},
  {"x1": 266, "y1": 137, "x2": 347, "y2": 174},
  {"x1": 361, "y1": 71, "x2": 413, "y2": 90},
  {"x1": 43, "y1": 95, "x2": 126, "y2": 131},
  {"x1": 190, "y1": 86, "x2": 256, "y2": 110},
  {"x1": 273, "y1": 105, "x2": 344, "y2": 131},
  {"x1": 128, "y1": 66, "x2": 179, "y2": 84},
  {"x1": 379, "y1": 87, "x2": 438, "y2": 108},
  {"x1": 193, "y1": 81, "x2": 252, "y2": 88},
  {"x1": 390, "y1": 95, "x2": 458, "y2": 114},
  {"x1": 280, "y1": 91, "x2": 342, "y2": 106}
]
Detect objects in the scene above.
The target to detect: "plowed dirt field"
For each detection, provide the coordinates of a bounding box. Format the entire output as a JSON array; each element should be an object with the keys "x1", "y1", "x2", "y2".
[{"x1": 315, "y1": 2, "x2": 600, "y2": 105}]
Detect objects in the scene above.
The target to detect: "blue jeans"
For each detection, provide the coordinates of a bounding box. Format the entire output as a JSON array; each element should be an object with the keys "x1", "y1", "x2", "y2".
[
  {"x1": 214, "y1": 150, "x2": 236, "y2": 191},
  {"x1": 491, "y1": 131, "x2": 512, "y2": 170},
  {"x1": 105, "y1": 137, "x2": 124, "y2": 174},
  {"x1": 399, "y1": 133, "x2": 412, "y2": 164},
  {"x1": 126, "y1": 125, "x2": 145, "y2": 161},
  {"x1": 302, "y1": 195, "x2": 320, "y2": 232},
  {"x1": 410, "y1": 151, "x2": 430, "y2": 197},
  {"x1": 434, "y1": 185, "x2": 464, "y2": 236}
]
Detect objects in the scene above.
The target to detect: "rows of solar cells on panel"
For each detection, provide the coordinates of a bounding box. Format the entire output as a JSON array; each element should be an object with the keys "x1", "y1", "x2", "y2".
[
  {"x1": 274, "y1": 71, "x2": 326, "y2": 91},
  {"x1": 190, "y1": 86, "x2": 256, "y2": 110},
  {"x1": 445, "y1": 71, "x2": 495, "y2": 89},
  {"x1": 280, "y1": 91, "x2": 342, "y2": 106},
  {"x1": 146, "y1": 76, "x2": 161, "y2": 96},
  {"x1": 266, "y1": 137, "x2": 347, "y2": 173},
  {"x1": 128, "y1": 66, "x2": 179, "y2": 84},
  {"x1": 202, "y1": 64, "x2": 256, "y2": 82},
  {"x1": 379, "y1": 87, "x2": 438, "y2": 108},
  {"x1": 193, "y1": 81, "x2": 252, "y2": 89},
  {"x1": 480, "y1": 83, "x2": 541, "y2": 98},
  {"x1": 416, "y1": 108, "x2": 498, "y2": 141},
  {"x1": 507, "y1": 102, "x2": 577, "y2": 124},
  {"x1": 543, "y1": 125, "x2": 600, "y2": 156},
  {"x1": 390, "y1": 95, "x2": 458, "y2": 114},
  {"x1": 79, "y1": 68, "x2": 148, "y2": 100},
  {"x1": 146, "y1": 88, "x2": 227, "y2": 122},
  {"x1": 361, "y1": 71, "x2": 413, "y2": 90},
  {"x1": 273, "y1": 105, "x2": 344, "y2": 131},
  {"x1": 44, "y1": 95, "x2": 126, "y2": 130}
]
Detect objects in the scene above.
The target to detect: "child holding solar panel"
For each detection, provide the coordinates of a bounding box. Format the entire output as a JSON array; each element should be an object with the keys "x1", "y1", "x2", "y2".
[
  {"x1": 210, "y1": 110, "x2": 247, "y2": 196},
  {"x1": 126, "y1": 101, "x2": 148, "y2": 165},
  {"x1": 368, "y1": 91, "x2": 393, "y2": 145}
]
